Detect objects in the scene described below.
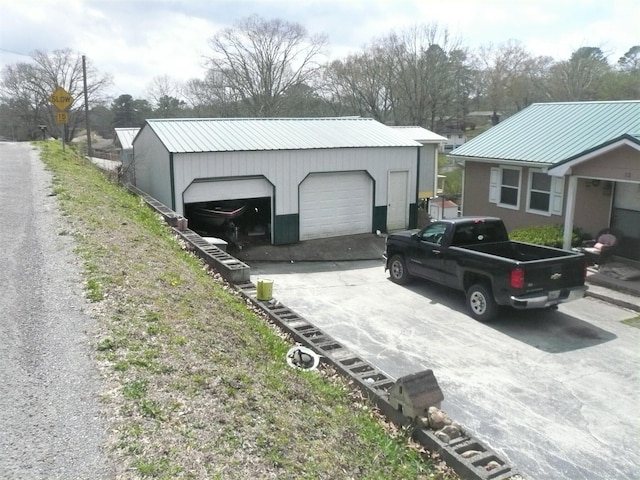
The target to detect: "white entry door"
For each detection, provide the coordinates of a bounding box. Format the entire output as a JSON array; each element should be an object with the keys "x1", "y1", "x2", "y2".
[{"x1": 387, "y1": 170, "x2": 409, "y2": 231}]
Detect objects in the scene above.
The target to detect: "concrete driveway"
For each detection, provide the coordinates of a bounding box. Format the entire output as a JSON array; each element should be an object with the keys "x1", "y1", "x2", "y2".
[{"x1": 250, "y1": 259, "x2": 640, "y2": 480}]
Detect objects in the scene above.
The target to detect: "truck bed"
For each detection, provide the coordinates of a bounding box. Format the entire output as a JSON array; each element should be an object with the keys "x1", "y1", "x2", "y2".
[
  {"x1": 458, "y1": 240, "x2": 577, "y2": 262},
  {"x1": 452, "y1": 241, "x2": 586, "y2": 293}
]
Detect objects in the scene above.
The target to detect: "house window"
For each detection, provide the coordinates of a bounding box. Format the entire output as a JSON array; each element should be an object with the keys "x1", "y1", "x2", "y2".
[
  {"x1": 489, "y1": 166, "x2": 521, "y2": 209},
  {"x1": 529, "y1": 171, "x2": 552, "y2": 212},
  {"x1": 526, "y1": 170, "x2": 564, "y2": 216}
]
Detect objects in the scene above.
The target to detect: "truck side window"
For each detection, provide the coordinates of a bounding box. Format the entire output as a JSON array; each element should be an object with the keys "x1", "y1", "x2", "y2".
[
  {"x1": 420, "y1": 224, "x2": 447, "y2": 245},
  {"x1": 452, "y1": 227, "x2": 473, "y2": 246}
]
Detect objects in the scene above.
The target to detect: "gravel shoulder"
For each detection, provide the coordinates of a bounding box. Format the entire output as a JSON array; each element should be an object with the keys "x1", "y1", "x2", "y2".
[{"x1": 0, "y1": 142, "x2": 113, "y2": 479}]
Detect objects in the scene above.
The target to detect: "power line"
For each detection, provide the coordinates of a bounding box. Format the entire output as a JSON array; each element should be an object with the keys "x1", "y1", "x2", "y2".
[{"x1": 0, "y1": 47, "x2": 31, "y2": 58}]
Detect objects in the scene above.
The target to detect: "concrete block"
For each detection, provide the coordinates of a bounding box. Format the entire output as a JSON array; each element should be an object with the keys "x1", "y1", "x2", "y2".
[
  {"x1": 388, "y1": 369, "x2": 444, "y2": 419},
  {"x1": 203, "y1": 237, "x2": 228, "y2": 252}
]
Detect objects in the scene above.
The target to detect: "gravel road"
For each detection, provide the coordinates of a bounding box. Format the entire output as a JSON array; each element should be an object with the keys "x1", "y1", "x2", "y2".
[{"x1": 0, "y1": 142, "x2": 113, "y2": 479}]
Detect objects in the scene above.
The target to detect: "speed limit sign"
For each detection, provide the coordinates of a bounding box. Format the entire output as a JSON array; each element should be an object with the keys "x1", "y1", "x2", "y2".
[{"x1": 55, "y1": 111, "x2": 68, "y2": 124}]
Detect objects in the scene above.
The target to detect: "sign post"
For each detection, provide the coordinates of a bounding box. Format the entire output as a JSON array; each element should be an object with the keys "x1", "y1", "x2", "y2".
[{"x1": 49, "y1": 86, "x2": 74, "y2": 151}]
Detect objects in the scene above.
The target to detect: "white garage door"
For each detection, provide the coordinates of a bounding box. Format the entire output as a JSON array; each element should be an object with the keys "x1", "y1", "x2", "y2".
[
  {"x1": 300, "y1": 171, "x2": 372, "y2": 241},
  {"x1": 183, "y1": 177, "x2": 272, "y2": 203}
]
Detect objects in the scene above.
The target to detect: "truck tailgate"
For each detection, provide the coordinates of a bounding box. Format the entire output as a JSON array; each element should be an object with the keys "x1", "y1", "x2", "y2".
[{"x1": 521, "y1": 255, "x2": 586, "y2": 291}]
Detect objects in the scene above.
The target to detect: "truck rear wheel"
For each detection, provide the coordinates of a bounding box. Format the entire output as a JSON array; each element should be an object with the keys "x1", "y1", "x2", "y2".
[
  {"x1": 388, "y1": 255, "x2": 411, "y2": 285},
  {"x1": 466, "y1": 283, "x2": 498, "y2": 322}
]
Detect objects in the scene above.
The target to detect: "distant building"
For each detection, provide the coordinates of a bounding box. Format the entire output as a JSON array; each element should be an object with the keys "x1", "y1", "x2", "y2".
[
  {"x1": 438, "y1": 127, "x2": 467, "y2": 152},
  {"x1": 114, "y1": 127, "x2": 140, "y2": 180},
  {"x1": 467, "y1": 110, "x2": 503, "y2": 126},
  {"x1": 391, "y1": 126, "x2": 446, "y2": 199},
  {"x1": 429, "y1": 198, "x2": 459, "y2": 220}
]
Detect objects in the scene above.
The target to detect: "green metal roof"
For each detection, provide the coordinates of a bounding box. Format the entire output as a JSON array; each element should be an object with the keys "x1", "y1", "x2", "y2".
[
  {"x1": 142, "y1": 117, "x2": 420, "y2": 153},
  {"x1": 450, "y1": 101, "x2": 640, "y2": 165}
]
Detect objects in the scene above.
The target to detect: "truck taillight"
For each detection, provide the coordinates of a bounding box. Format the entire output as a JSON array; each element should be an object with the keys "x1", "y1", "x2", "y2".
[{"x1": 510, "y1": 268, "x2": 525, "y2": 289}]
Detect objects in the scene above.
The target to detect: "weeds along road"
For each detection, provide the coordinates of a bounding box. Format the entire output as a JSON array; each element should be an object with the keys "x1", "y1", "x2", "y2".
[{"x1": 0, "y1": 142, "x2": 113, "y2": 478}]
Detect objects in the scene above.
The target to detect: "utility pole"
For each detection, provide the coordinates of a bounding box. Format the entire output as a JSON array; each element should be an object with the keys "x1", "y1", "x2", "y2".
[{"x1": 82, "y1": 55, "x2": 92, "y2": 157}]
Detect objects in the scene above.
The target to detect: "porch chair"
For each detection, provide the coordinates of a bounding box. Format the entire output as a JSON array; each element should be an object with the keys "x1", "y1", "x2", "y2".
[{"x1": 579, "y1": 227, "x2": 623, "y2": 267}]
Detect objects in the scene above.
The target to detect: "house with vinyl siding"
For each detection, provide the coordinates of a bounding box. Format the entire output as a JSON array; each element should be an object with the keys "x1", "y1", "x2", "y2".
[{"x1": 449, "y1": 101, "x2": 640, "y2": 261}]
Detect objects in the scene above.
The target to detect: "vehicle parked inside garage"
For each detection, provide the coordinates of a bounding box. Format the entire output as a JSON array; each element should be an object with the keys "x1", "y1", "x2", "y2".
[{"x1": 384, "y1": 217, "x2": 588, "y2": 321}]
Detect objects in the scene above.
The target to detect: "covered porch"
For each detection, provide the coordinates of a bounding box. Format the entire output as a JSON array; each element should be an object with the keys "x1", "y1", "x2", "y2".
[{"x1": 551, "y1": 134, "x2": 640, "y2": 262}]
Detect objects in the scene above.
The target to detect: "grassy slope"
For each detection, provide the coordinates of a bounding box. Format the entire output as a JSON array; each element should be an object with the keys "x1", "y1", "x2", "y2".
[{"x1": 39, "y1": 142, "x2": 455, "y2": 480}]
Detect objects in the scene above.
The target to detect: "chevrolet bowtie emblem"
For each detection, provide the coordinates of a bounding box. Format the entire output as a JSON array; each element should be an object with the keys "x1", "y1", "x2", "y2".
[{"x1": 550, "y1": 273, "x2": 562, "y2": 280}]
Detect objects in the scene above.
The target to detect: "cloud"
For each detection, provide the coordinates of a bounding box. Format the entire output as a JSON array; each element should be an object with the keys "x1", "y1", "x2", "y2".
[{"x1": 1, "y1": 0, "x2": 637, "y2": 100}]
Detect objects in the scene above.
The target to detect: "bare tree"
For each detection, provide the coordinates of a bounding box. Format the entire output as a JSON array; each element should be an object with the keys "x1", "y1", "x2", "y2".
[
  {"x1": 0, "y1": 63, "x2": 45, "y2": 140},
  {"x1": 183, "y1": 70, "x2": 243, "y2": 117},
  {"x1": 145, "y1": 74, "x2": 183, "y2": 108},
  {"x1": 476, "y1": 40, "x2": 550, "y2": 120},
  {"x1": 380, "y1": 23, "x2": 464, "y2": 129},
  {"x1": 548, "y1": 47, "x2": 611, "y2": 101},
  {"x1": 0, "y1": 48, "x2": 111, "y2": 142},
  {"x1": 205, "y1": 15, "x2": 328, "y2": 116},
  {"x1": 617, "y1": 46, "x2": 640, "y2": 72},
  {"x1": 32, "y1": 49, "x2": 111, "y2": 141},
  {"x1": 323, "y1": 43, "x2": 395, "y2": 122},
  {"x1": 448, "y1": 48, "x2": 476, "y2": 129}
]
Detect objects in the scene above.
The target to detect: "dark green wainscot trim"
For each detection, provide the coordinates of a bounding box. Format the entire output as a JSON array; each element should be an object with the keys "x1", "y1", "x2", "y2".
[
  {"x1": 373, "y1": 204, "x2": 418, "y2": 232},
  {"x1": 273, "y1": 214, "x2": 299, "y2": 245},
  {"x1": 409, "y1": 203, "x2": 418, "y2": 229},
  {"x1": 373, "y1": 206, "x2": 387, "y2": 232}
]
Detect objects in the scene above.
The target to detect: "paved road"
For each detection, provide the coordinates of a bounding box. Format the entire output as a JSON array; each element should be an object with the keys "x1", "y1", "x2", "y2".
[
  {"x1": 251, "y1": 259, "x2": 640, "y2": 480},
  {"x1": 0, "y1": 142, "x2": 112, "y2": 478}
]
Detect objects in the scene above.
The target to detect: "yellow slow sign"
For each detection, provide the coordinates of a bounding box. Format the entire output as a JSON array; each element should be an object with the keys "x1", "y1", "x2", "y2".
[{"x1": 50, "y1": 86, "x2": 74, "y2": 111}]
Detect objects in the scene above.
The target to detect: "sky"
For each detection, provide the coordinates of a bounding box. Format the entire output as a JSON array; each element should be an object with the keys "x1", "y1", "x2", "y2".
[{"x1": 0, "y1": 0, "x2": 638, "y2": 101}]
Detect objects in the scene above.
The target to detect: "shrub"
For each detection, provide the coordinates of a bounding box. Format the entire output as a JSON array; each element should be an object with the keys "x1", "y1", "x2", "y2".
[{"x1": 509, "y1": 224, "x2": 582, "y2": 248}]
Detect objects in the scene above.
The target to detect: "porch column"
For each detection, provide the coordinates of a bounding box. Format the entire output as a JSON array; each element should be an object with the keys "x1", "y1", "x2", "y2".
[{"x1": 563, "y1": 175, "x2": 578, "y2": 250}]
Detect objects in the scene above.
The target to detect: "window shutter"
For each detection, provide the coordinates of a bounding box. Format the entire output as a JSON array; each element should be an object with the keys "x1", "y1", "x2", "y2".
[
  {"x1": 489, "y1": 167, "x2": 500, "y2": 203},
  {"x1": 550, "y1": 176, "x2": 564, "y2": 215}
]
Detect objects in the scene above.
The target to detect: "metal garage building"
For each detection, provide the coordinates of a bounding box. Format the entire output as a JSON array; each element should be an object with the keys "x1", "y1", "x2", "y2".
[
  {"x1": 114, "y1": 127, "x2": 139, "y2": 180},
  {"x1": 392, "y1": 126, "x2": 446, "y2": 200},
  {"x1": 132, "y1": 117, "x2": 422, "y2": 245}
]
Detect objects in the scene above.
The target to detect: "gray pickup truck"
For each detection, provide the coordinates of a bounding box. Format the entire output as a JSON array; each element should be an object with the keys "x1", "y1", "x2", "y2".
[{"x1": 384, "y1": 217, "x2": 588, "y2": 321}]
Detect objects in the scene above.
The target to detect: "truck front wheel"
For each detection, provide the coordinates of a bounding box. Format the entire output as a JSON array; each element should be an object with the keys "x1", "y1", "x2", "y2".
[
  {"x1": 388, "y1": 255, "x2": 411, "y2": 284},
  {"x1": 466, "y1": 283, "x2": 498, "y2": 322}
]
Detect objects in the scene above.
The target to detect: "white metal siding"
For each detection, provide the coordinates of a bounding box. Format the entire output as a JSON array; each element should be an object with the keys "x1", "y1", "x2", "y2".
[
  {"x1": 299, "y1": 172, "x2": 372, "y2": 240},
  {"x1": 133, "y1": 127, "x2": 172, "y2": 209},
  {"x1": 183, "y1": 178, "x2": 272, "y2": 204},
  {"x1": 172, "y1": 147, "x2": 417, "y2": 217}
]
